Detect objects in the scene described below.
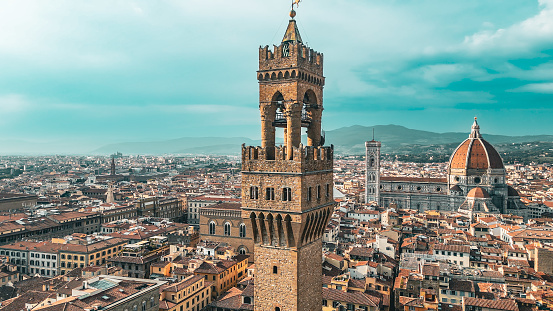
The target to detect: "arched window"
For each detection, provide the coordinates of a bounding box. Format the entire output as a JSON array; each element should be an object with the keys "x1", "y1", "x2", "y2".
[
  {"x1": 209, "y1": 221, "x2": 216, "y2": 235},
  {"x1": 142, "y1": 301, "x2": 146, "y2": 311},
  {"x1": 282, "y1": 187, "x2": 292, "y2": 201},
  {"x1": 224, "y1": 222, "x2": 231, "y2": 236},
  {"x1": 239, "y1": 248, "x2": 247, "y2": 255},
  {"x1": 244, "y1": 296, "x2": 252, "y2": 304},
  {"x1": 239, "y1": 223, "x2": 247, "y2": 238}
]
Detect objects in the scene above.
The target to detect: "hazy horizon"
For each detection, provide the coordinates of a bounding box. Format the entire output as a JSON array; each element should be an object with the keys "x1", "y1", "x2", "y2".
[{"x1": 1, "y1": 0, "x2": 553, "y2": 146}]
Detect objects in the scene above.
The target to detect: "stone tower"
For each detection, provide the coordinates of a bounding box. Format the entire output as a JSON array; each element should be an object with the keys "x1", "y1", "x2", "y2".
[
  {"x1": 110, "y1": 157, "x2": 116, "y2": 176},
  {"x1": 241, "y1": 9, "x2": 334, "y2": 311},
  {"x1": 365, "y1": 139, "x2": 381, "y2": 204}
]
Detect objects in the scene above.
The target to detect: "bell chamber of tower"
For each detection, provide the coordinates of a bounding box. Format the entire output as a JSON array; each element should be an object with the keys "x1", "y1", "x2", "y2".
[{"x1": 241, "y1": 10, "x2": 333, "y2": 311}]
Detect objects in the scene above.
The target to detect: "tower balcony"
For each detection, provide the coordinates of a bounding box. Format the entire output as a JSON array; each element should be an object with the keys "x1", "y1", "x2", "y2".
[{"x1": 242, "y1": 144, "x2": 333, "y2": 173}]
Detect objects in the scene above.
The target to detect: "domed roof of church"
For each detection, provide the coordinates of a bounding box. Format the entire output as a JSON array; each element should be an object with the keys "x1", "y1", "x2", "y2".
[
  {"x1": 507, "y1": 186, "x2": 520, "y2": 197},
  {"x1": 449, "y1": 118, "x2": 504, "y2": 170},
  {"x1": 450, "y1": 185, "x2": 463, "y2": 192},
  {"x1": 467, "y1": 187, "x2": 490, "y2": 199}
]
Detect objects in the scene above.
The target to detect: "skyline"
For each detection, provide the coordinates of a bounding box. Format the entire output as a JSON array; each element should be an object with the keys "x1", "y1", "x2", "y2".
[{"x1": 1, "y1": 0, "x2": 553, "y2": 150}]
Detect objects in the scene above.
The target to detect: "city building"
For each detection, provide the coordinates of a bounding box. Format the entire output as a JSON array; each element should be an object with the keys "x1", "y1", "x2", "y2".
[
  {"x1": 58, "y1": 237, "x2": 127, "y2": 275},
  {"x1": 159, "y1": 274, "x2": 213, "y2": 311},
  {"x1": 188, "y1": 195, "x2": 240, "y2": 227},
  {"x1": 107, "y1": 236, "x2": 169, "y2": 278},
  {"x1": 193, "y1": 255, "x2": 249, "y2": 298},
  {"x1": 199, "y1": 202, "x2": 253, "y2": 257},
  {"x1": 0, "y1": 193, "x2": 37, "y2": 213}
]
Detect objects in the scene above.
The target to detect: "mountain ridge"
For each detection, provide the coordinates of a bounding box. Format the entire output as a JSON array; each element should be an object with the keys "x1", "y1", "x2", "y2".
[{"x1": 1, "y1": 125, "x2": 552, "y2": 156}]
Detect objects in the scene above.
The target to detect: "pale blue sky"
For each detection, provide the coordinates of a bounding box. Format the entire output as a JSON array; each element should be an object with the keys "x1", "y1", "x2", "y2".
[{"x1": 0, "y1": 0, "x2": 552, "y2": 151}]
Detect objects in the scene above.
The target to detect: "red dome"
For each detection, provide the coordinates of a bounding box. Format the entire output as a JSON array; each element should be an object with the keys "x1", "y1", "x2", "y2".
[
  {"x1": 449, "y1": 119, "x2": 504, "y2": 170},
  {"x1": 467, "y1": 187, "x2": 490, "y2": 199}
]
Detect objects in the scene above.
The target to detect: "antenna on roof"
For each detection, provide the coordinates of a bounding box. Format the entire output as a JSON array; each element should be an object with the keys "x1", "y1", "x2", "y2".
[{"x1": 372, "y1": 128, "x2": 375, "y2": 141}]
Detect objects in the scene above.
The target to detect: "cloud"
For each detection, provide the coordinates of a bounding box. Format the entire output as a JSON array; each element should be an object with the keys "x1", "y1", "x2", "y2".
[
  {"x1": 0, "y1": 0, "x2": 552, "y2": 143},
  {"x1": 510, "y1": 82, "x2": 553, "y2": 93},
  {"x1": 459, "y1": 0, "x2": 553, "y2": 56}
]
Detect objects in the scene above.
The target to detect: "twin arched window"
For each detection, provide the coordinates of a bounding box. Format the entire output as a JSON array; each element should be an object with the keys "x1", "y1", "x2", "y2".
[
  {"x1": 209, "y1": 221, "x2": 216, "y2": 235},
  {"x1": 282, "y1": 187, "x2": 292, "y2": 201},
  {"x1": 250, "y1": 186, "x2": 259, "y2": 199}
]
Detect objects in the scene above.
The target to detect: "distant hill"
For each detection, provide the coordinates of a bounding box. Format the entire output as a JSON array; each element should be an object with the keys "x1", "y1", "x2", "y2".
[
  {"x1": 89, "y1": 125, "x2": 553, "y2": 156},
  {"x1": 325, "y1": 125, "x2": 553, "y2": 155}
]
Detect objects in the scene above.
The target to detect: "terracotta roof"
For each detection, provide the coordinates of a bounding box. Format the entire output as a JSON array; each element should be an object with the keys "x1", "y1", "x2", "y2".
[
  {"x1": 467, "y1": 187, "x2": 490, "y2": 199},
  {"x1": 322, "y1": 288, "x2": 379, "y2": 306},
  {"x1": 463, "y1": 297, "x2": 519, "y2": 311},
  {"x1": 449, "y1": 279, "x2": 475, "y2": 292},
  {"x1": 432, "y1": 243, "x2": 470, "y2": 253},
  {"x1": 348, "y1": 247, "x2": 374, "y2": 258},
  {"x1": 422, "y1": 264, "x2": 440, "y2": 277},
  {"x1": 163, "y1": 275, "x2": 204, "y2": 293},
  {"x1": 507, "y1": 186, "x2": 520, "y2": 197},
  {"x1": 210, "y1": 287, "x2": 243, "y2": 309}
]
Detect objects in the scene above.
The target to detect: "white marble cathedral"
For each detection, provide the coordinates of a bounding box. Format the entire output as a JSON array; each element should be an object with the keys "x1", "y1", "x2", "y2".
[{"x1": 365, "y1": 118, "x2": 526, "y2": 217}]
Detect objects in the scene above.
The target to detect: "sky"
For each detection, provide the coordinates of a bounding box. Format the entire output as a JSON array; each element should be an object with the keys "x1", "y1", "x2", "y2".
[{"x1": 0, "y1": 0, "x2": 553, "y2": 152}]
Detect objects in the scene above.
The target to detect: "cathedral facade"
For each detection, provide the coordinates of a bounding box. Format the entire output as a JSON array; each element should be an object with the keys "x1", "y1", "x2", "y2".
[{"x1": 366, "y1": 118, "x2": 526, "y2": 217}]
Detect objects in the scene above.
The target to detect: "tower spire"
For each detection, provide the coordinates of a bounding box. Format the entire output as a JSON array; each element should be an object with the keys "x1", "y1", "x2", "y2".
[
  {"x1": 469, "y1": 117, "x2": 482, "y2": 139},
  {"x1": 282, "y1": 18, "x2": 302, "y2": 43}
]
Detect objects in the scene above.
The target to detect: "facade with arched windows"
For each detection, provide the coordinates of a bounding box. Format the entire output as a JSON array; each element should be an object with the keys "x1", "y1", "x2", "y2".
[
  {"x1": 198, "y1": 202, "x2": 253, "y2": 260},
  {"x1": 366, "y1": 119, "x2": 526, "y2": 218}
]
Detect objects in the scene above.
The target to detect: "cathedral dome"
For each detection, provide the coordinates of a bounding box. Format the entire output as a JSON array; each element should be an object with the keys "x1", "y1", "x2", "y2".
[
  {"x1": 449, "y1": 118, "x2": 504, "y2": 171},
  {"x1": 467, "y1": 187, "x2": 490, "y2": 199}
]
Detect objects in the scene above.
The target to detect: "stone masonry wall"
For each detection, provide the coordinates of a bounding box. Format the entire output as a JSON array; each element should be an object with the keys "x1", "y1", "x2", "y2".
[{"x1": 254, "y1": 239, "x2": 323, "y2": 311}]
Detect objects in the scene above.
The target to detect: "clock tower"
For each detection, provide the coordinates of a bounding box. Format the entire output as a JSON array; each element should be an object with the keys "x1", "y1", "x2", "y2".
[{"x1": 241, "y1": 9, "x2": 333, "y2": 311}]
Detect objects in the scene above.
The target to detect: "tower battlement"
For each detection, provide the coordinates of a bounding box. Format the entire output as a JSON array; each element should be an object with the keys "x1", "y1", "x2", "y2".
[
  {"x1": 242, "y1": 144, "x2": 333, "y2": 173},
  {"x1": 258, "y1": 43, "x2": 323, "y2": 76}
]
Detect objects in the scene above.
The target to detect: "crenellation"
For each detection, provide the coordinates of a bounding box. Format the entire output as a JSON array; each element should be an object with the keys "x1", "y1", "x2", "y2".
[{"x1": 242, "y1": 145, "x2": 333, "y2": 173}]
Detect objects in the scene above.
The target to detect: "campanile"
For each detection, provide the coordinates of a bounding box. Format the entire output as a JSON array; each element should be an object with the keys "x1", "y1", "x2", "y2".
[{"x1": 241, "y1": 8, "x2": 334, "y2": 311}]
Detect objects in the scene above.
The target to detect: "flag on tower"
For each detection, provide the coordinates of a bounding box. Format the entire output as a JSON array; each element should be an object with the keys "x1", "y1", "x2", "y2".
[{"x1": 293, "y1": 0, "x2": 301, "y2": 7}]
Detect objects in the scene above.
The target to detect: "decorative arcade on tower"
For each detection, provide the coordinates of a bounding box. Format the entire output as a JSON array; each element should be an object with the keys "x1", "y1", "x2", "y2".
[{"x1": 241, "y1": 8, "x2": 334, "y2": 311}]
